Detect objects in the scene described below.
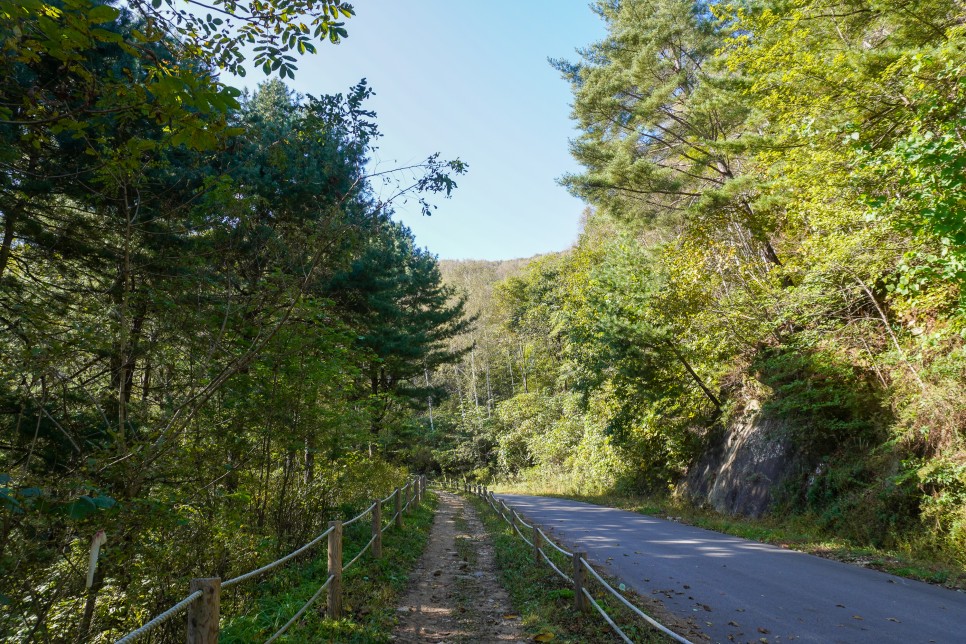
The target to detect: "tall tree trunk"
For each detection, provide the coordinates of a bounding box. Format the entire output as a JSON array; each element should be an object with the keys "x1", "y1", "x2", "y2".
[
  {"x1": 370, "y1": 369, "x2": 381, "y2": 435},
  {"x1": 470, "y1": 348, "x2": 480, "y2": 410},
  {"x1": 506, "y1": 349, "x2": 515, "y2": 391},
  {"x1": 664, "y1": 340, "x2": 722, "y2": 412},
  {"x1": 424, "y1": 368, "x2": 434, "y2": 432},
  {"x1": 739, "y1": 198, "x2": 782, "y2": 268},
  {"x1": 304, "y1": 437, "x2": 314, "y2": 486},
  {"x1": 518, "y1": 342, "x2": 528, "y2": 394},
  {"x1": 453, "y1": 365, "x2": 466, "y2": 421},
  {"x1": 484, "y1": 352, "x2": 492, "y2": 417},
  {"x1": 0, "y1": 206, "x2": 15, "y2": 281},
  {"x1": 77, "y1": 565, "x2": 105, "y2": 642},
  {"x1": 855, "y1": 277, "x2": 924, "y2": 389},
  {"x1": 0, "y1": 154, "x2": 37, "y2": 280}
]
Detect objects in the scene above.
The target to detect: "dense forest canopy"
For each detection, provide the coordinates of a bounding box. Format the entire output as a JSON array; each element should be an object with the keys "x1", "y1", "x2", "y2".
[
  {"x1": 0, "y1": 1, "x2": 466, "y2": 640},
  {"x1": 427, "y1": 0, "x2": 966, "y2": 569}
]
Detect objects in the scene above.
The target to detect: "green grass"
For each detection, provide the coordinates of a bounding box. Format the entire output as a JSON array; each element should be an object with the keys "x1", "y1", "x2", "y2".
[
  {"x1": 466, "y1": 493, "x2": 674, "y2": 643},
  {"x1": 220, "y1": 492, "x2": 437, "y2": 643},
  {"x1": 492, "y1": 485, "x2": 966, "y2": 591}
]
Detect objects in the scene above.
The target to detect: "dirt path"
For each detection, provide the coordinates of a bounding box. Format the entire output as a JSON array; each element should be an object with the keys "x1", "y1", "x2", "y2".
[{"x1": 393, "y1": 491, "x2": 526, "y2": 643}]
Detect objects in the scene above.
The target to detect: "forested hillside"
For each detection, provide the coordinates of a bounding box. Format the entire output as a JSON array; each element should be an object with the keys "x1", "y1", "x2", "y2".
[
  {"x1": 427, "y1": 0, "x2": 966, "y2": 567},
  {"x1": 0, "y1": 1, "x2": 466, "y2": 639}
]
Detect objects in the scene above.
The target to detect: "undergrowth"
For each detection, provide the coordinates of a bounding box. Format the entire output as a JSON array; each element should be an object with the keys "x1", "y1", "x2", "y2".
[
  {"x1": 466, "y1": 493, "x2": 673, "y2": 643},
  {"x1": 220, "y1": 492, "x2": 437, "y2": 643}
]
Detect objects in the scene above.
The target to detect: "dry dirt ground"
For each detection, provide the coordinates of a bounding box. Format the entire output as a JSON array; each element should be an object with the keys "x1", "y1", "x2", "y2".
[{"x1": 393, "y1": 491, "x2": 527, "y2": 643}]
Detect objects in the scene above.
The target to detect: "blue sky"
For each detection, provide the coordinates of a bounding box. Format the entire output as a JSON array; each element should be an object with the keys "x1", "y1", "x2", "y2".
[{"x1": 233, "y1": 1, "x2": 605, "y2": 261}]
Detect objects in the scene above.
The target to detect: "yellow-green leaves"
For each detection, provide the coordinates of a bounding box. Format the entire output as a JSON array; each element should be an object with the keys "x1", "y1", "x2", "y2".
[{"x1": 86, "y1": 4, "x2": 118, "y2": 24}]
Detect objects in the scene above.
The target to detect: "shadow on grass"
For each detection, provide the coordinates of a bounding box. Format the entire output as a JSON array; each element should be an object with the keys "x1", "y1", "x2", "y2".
[{"x1": 220, "y1": 493, "x2": 438, "y2": 643}]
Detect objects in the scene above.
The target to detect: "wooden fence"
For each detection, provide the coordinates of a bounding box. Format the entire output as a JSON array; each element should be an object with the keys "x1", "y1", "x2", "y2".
[
  {"x1": 437, "y1": 479, "x2": 692, "y2": 644},
  {"x1": 115, "y1": 476, "x2": 428, "y2": 643}
]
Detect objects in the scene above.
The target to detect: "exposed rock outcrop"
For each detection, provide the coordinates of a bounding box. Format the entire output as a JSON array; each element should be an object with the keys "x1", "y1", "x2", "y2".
[{"x1": 681, "y1": 402, "x2": 805, "y2": 518}]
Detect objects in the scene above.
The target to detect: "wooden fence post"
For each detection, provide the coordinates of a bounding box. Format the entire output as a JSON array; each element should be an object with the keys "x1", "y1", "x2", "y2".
[
  {"x1": 510, "y1": 508, "x2": 517, "y2": 531},
  {"x1": 395, "y1": 487, "x2": 403, "y2": 529},
  {"x1": 415, "y1": 478, "x2": 421, "y2": 505},
  {"x1": 533, "y1": 526, "x2": 542, "y2": 564},
  {"x1": 573, "y1": 551, "x2": 587, "y2": 612},
  {"x1": 187, "y1": 577, "x2": 220, "y2": 644},
  {"x1": 327, "y1": 520, "x2": 343, "y2": 619},
  {"x1": 372, "y1": 499, "x2": 382, "y2": 558}
]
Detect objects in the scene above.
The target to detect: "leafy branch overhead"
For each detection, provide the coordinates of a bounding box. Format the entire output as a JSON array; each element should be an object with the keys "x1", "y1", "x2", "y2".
[{"x1": 135, "y1": 0, "x2": 355, "y2": 77}]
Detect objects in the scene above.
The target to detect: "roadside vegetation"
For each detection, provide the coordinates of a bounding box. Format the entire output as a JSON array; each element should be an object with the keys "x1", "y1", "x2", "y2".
[
  {"x1": 467, "y1": 494, "x2": 676, "y2": 644},
  {"x1": 221, "y1": 494, "x2": 437, "y2": 643},
  {"x1": 425, "y1": 0, "x2": 966, "y2": 579}
]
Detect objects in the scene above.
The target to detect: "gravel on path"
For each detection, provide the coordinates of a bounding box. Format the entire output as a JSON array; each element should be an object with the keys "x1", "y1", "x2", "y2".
[{"x1": 393, "y1": 491, "x2": 527, "y2": 643}]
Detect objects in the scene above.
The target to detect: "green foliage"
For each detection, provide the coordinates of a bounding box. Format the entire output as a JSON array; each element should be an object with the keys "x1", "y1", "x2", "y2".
[
  {"x1": 0, "y1": 4, "x2": 469, "y2": 639},
  {"x1": 221, "y1": 494, "x2": 438, "y2": 643},
  {"x1": 753, "y1": 341, "x2": 885, "y2": 459},
  {"x1": 430, "y1": 0, "x2": 966, "y2": 573}
]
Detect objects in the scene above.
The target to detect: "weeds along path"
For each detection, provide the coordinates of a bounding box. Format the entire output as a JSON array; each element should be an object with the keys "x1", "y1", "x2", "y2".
[{"x1": 394, "y1": 491, "x2": 526, "y2": 643}]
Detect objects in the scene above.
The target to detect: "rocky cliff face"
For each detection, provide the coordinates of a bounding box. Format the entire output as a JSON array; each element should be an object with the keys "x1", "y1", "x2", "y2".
[{"x1": 680, "y1": 402, "x2": 806, "y2": 518}]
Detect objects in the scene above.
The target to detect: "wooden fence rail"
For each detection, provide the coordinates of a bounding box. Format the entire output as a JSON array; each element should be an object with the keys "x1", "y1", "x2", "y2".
[
  {"x1": 434, "y1": 477, "x2": 692, "y2": 644},
  {"x1": 116, "y1": 475, "x2": 428, "y2": 644}
]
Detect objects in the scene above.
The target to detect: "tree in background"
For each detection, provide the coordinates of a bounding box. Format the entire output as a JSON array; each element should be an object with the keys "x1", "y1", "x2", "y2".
[{"x1": 327, "y1": 220, "x2": 471, "y2": 442}]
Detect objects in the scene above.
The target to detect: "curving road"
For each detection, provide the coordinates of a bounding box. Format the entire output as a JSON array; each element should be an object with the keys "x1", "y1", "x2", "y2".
[{"x1": 496, "y1": 494, "x2": 966, "y2": 644}]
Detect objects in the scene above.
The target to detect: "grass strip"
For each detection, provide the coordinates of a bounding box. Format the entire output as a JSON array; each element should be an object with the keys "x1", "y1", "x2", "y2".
[
  {"x1": 220, "y1": 492, "x2": 437, "y2": 643},
  {"x1": 466, "y1": 493, "x2": 674, "y2": 643}
]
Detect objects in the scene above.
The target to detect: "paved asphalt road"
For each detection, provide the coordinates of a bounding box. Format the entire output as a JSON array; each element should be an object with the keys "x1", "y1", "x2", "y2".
[{"x1": 496, "y1": 494, "x2": 966, "y2": 644}]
